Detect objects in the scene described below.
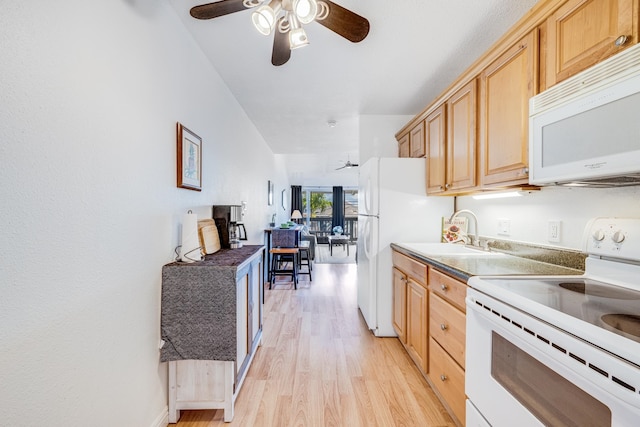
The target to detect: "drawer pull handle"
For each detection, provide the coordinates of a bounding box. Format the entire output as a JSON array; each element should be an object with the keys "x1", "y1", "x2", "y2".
[
  {"x1": 440, "y1": 323, "x2": 448, "y2": 331},
  {"x1": 441, "y1": 284, "x2": 448, "y2": 291},
  {"x1": 440, "y1": 374, "x2": 447, "y2": 382}
]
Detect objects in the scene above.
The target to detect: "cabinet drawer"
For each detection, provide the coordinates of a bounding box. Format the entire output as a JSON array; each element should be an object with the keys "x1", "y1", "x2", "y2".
[
  {"x1": 392, "y1": 251, "x2": 427, "y2": 284},
  {"x1": 429, "y1": 292, "x2": 466, "y2": 368},
  {"x1": 428, "y1": 337, "x2": 465, "y2": 425},
  {"x1": 429, "y1": 269, "x2": 467, "y2": 311}
]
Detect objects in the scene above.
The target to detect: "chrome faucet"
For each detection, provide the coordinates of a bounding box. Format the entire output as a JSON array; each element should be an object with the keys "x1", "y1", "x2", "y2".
[{"x1": 449, "y1": 209, "x2": 480, "y2": 247}]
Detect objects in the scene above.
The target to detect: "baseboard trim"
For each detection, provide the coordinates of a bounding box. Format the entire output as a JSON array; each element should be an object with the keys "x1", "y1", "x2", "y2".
[{"x1": 151, "y1": 406, "x2": 169, "y2": 427}]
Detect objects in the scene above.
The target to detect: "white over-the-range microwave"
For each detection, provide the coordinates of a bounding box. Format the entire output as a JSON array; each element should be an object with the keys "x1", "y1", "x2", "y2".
[{"x1": 529, "y1": 42, "x2": 640, "y2": 187}]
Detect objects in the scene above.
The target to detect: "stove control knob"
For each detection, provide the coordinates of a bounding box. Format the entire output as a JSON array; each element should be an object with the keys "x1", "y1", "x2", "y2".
[
  {"x1": 611, "y1": 230, "x2": 626, "y2": 244},
  {"x1": 592, "y1": 229, "x2": 606, "y2": 241}
]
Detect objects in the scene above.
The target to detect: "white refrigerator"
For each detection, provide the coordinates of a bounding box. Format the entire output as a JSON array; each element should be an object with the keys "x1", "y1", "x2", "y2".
[{"x1": 357, "y1": 157, "x2": 453, "y2": 337}]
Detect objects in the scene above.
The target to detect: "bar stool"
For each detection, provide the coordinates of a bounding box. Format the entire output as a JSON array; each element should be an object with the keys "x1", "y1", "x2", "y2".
[
  {"x1": 269, "y1": 229, "x2": 300, "y2": 289},
  {"x1": 269, "y1": 247, "x2": 299, "y2": 288},
  {"x1": 297, "y1": 240, "x2": 312, "y2": 281}
]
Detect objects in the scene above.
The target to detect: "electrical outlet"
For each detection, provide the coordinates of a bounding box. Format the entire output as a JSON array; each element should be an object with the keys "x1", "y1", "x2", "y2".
[
  {"x1": 548, "y1": 220, "x2": 561, "y2": 242},
  {"x1": 498, "y1": 218, "x2": 511, "y2": 236}
]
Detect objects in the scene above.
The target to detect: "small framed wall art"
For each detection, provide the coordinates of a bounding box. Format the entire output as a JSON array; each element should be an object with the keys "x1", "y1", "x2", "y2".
[
  {"x1": 268, "y1": 180, "x2": 274, "y2": 205},
  {"x1": 177, "y1": 123, "x2": 202, "y2": 191}
]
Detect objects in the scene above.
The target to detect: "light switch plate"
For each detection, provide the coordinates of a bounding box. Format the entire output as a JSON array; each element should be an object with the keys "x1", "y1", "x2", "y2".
[
  {"x1": 548, "y1": 220, "x2": 561, "y2": 242},
  {"x1": 498, "y1": 218, "x2": 511, "y2": 236}
]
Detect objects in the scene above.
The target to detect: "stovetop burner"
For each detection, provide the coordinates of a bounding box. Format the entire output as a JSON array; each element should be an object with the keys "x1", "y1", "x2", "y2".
[
  {"x1": 559, "y1": 281, "x2": 640, "y2": 300},
  {"x1": 601, "y1": 314, "x2": 640, "y2": 339}
]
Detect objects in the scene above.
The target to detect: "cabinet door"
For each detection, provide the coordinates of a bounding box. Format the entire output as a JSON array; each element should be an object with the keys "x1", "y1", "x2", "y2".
[
  {"x1": 447, "y1": 79, "x2": 477, "y2": 192},
  {"x1": 236, "y1": 274, "x2": 249, "y2": 374},
  {"x1": 406, "y1": 278, "x2": 428, "y2": 374},
  {"x1": 410, "y1": 121, "x2": 426, "y2": 158},
  {"x1": 425, "y1": 104, "x2": 447, "y2": 194},
  {"x1": 398, "y1": 133, "x2": 410, "y2": 158},
  {"x1": 545, "y1": 0, "x2": 635, "y2": 88},
  {"x1": 480, "y1": 31, "x2": 537, "y2": 187},
  {"x1": 392, "y1": 267, "x2": 407, "y2": 343}
]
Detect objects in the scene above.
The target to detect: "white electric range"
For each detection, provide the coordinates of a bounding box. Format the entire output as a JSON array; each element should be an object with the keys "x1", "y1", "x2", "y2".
[{"x1": 466, "y1": 217, "x2": 640, "y2": 427}]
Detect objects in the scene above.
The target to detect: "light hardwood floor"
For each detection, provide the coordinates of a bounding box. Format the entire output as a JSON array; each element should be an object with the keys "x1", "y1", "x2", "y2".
[{"x1": 173, "y1": 263, "x2": 455, "y2": 427}]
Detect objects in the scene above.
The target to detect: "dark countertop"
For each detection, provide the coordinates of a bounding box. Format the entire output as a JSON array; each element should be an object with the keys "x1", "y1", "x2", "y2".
[
  {"x1": 164, "y1": 245, "x2": 264, "y2": 268},
  {"x1": 391, "y1": 243, "x2": 584, "y2": 282}
]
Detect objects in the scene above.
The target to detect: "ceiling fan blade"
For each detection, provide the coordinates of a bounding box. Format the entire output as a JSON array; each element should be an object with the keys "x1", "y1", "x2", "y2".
[
  {"x1": 316, "y1": 1, "x2": 370, "y2": 43},
  {"x1": 335, "y1": 165, "x2": 346, "y2": 170},
  {"x1": 190, "y1": 0, "x2": 250, "y2": 20},
  {"x1": 272, "y1": 19, "x2": 292, "y2": 66}
]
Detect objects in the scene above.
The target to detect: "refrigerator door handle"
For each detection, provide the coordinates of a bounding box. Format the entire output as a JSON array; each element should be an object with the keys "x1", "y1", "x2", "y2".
[
  {"x1": 362, "y1": 217, "x2": 373, "y2": 260},
  {"x1": 363, "y1": 175, "x2": 373, "y2": 215}
]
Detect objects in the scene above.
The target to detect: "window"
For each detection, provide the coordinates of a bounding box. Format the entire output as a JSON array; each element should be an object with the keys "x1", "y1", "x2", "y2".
[
  {"x1": 301, "y1": 187, "x2": 358, "y2": 243},
  {"x1": 303, "y1": 189, "x2": 332, "y2": 233}
]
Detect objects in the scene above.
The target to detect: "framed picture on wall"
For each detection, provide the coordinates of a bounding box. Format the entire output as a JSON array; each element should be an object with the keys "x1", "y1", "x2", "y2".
[
  {"x1": 281, "y1": 189, "x2": 287, "y2": 210},
  {"x1": 268, "y1": 180, "x2": 274, "y2": 205},
  {"x1": 177, "y1": 123, "x2": 202, "y2": 191}
]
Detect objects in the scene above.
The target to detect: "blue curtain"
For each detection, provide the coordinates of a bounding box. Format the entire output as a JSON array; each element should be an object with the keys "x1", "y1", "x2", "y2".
[
  {"x1": 331, "y1": 186, "x2": 344, "y2": 233},
  {"x1": 290, "y1": 185, "x2": 302, "y2": 213}
]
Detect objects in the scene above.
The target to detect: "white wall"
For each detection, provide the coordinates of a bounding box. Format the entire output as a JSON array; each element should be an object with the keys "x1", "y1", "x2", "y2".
[
  {"x1": 0, "y1": 1, "x2": 284, "y2": 426},
  {"x1": 359, "y1": 115, "x2": 412, "y2": 163},
  {"x1": 282, "y1": 153, "x2": 358, "y2": 188},
  {"x1": 457, "y1": 186, "x2": 640, "y2": 250}
]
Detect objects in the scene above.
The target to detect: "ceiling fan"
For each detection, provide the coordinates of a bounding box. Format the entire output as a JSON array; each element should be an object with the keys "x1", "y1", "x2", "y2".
[
  {"x1": 336, "y1": 157, "x2": 358, "y2": 170},
  {"x1": 190, "y1": 0, "x2": 370, "y2": 66}
]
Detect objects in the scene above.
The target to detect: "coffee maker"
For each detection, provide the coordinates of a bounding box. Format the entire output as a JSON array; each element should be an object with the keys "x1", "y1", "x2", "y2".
[{"x1": 212, "y1": 205, "x2": 247, "y2": 249}]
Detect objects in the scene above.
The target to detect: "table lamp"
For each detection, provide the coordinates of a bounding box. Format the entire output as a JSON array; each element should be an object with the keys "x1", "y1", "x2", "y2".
[{"x1": 291, "y1": 209, "x2": 302, "y2": 224}]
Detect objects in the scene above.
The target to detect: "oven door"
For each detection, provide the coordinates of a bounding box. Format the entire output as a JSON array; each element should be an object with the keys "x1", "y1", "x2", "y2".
[{"x1": 466, "y1": 288, "x2": 640, "y2": 427}]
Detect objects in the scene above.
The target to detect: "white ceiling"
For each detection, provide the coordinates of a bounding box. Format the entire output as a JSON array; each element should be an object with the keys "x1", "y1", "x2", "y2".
[{"x1": 168, "y1": 0, "x2": 539, "y2": 182}]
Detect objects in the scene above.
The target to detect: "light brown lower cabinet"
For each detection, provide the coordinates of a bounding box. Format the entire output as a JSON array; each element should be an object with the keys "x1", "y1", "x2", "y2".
[
  {"x1": 428, "y1": 337, "x2": 466, "y2": 424},
  {"x1": 428, "y1": 268, "x2": 468, "y2": 426},
  {"x1": 429, "y1": 291, "x2": 466, "y2": 369},
  {"x1": 392, "y1": 267, "x2": 407, "y2": 344},
  {"x1": 406, "y1": 277, "x2": 428, "y2": 373},
  {"x1": 392, "y1": 251, "x2": 429, "y2": 375},
  {"x1": 392, "y1": 249, "x2": 468, "y2": 427}
]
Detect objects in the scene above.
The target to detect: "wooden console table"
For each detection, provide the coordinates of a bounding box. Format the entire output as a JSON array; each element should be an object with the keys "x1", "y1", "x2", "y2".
[{"x1": 160, "y1": 245, "x2": 264, "y2": 423}]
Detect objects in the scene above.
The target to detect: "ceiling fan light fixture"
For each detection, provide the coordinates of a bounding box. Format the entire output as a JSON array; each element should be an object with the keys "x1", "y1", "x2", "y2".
[
  {"x1": 252, "y1": 0, "x2": 282, "y2": 35},
  {"x1": 289, "y1": 27, "x2": 309, "y2": 49},
  {"x1": 292, "y1": 0, "x2": 318, "y2": 24},
  {"x1": 288, "y1": 14, "x2": 309, "y2": 49},
  {"x1": 190, "y1": 0, "x2": 370, "y2": 66}
]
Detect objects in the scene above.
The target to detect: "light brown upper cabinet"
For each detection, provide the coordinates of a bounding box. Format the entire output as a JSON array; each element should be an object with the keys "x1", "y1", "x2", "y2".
[
  {"x1": 480, "y1": 31, "x2": 538, "y2": 187},
  {"x1": 396, "y1": 121, "x2": 425, "y2": 158},
  {"x1": 544, "y1": 0, "x2": 636, "y2": 89},
  {"x1": 447, "y1": 80, "x2": 478, "y2": 192},
  {"x1": 426, "y1": 104, "x2": 447, "y2": 194},
  {"x1": 398, "y1": 132, "x2": 410, "y2": 158},
  {"x1": 410, "y1": 121, "x2": 426, "y2": 158},
  {"x1": 398, "y1": 0, "x2": 640, "y2": 194},
  {"x1": 426, "y1": 80, "x2": 478, "y2": 195}
]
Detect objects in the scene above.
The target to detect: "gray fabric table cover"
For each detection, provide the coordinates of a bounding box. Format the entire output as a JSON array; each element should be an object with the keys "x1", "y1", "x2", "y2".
[{"x1": 160, "y1": 245, "x2": 263, "y2": 362}]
